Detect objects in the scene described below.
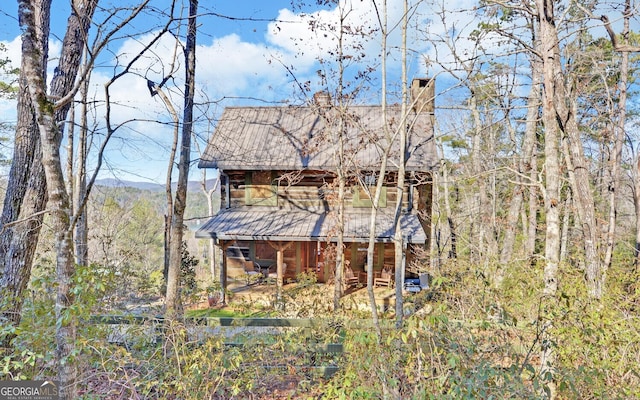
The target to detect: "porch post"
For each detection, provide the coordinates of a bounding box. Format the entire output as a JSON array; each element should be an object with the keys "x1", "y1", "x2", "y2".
[
  {"x1": 276, "y1": 249, "x2": 284, "y2": 303},
  {"x1": 269, "y1": 241, "x2": 294, "y2": 306},
  {"x1": 401, "y1": 240, "x2": 407, "y2": 286},
  {"x1": 219, "y1": 240, "x2": 230, "y2": 304}
]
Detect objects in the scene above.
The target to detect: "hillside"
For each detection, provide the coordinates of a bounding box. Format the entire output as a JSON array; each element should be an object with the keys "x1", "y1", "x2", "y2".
[
  {"x1": 92, "y1": 178, "x2": 220, "y2": 221},
  {"x1": 95, "y1": 178, "x2": 218, "y2": 194}
]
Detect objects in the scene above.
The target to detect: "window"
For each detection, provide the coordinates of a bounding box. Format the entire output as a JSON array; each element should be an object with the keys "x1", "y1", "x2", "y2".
[
  {"x1": 353, "y1": 185, "x2": 387, "y2": 207},
  {"x1": 353, "y1": 173, "x2": 387, "y2": 207},
  {"x1": 246, "y1": 171, "x2": 277, "y2": 206}
]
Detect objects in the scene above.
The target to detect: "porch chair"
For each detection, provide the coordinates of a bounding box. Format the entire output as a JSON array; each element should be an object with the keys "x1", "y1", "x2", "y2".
[
  {"x1": 345, "y1": 266, "x2": 360, "y2": 288},
  {"x1": 267, "y1": 263, "x2": 287, "y2": 282},
  {"x1": 244, "y1": 260, "x2": 264, "y2": 284},
  {"x1": 374, "y1": 266, "x2": 393, "y2": 288}
]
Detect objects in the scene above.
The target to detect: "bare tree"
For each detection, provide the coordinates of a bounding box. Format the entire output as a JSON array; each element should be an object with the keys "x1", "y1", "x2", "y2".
[
  {"x1": 17, "y1": 0, "x2": 99, "y2": 396},
  {"x1": 393, "y1": 0, "x2": 410, "y2": 328},
  {"x1": 165, "y1": 0, "x2": 198, "y2": 320},
  {"x1": 534, "y1": 0, "x2": 562, "y2": 395}
]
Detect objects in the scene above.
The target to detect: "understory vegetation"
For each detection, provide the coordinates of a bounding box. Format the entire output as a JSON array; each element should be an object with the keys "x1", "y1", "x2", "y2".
[{"x1": 2, "y1": 257, "x2": 638, "y2": 399}]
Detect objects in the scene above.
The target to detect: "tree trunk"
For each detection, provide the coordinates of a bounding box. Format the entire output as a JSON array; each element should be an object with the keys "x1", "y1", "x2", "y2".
[
  {"x1": 0, "y1": 149, "x2": 47, "y2": 338},
  {"x1": 165, "y1": 0, "x2": 197, "y2": 320},
  {"x1": 151, "y1": 83, "x2": 179, "y2": 290},
  {"x1": 525, "y1": 137, "x2": 539, "y2": 262},
  {"x1": 635, "y1": 152, "x2": 640, "y2": 268},
  {"x1": 536, "y1": 0, "x2": 562, "y2": 396},
  {"x1": 0, "y1": 0, "x2": 50, "y2": 344},
  {"x1": 393, "y1": 1, "x2": 410, "y2": 328},
  {"x1": 440, "y1": 157, "x2": 457, "y2": 260},
  {"x1": 604, "y1": 0, "x2": 629, "y2": 276},
  {"x1": 19, "y1": 1, "x2": 99, "y2": 397},
  {"x1": 20, "y1": 21, "x2": 75, "y2": 400},
  {"x1": 497, "y1": 51, "x2": 541, "y2": 283},
  {"x1": 561, "y1": 103, "x2": 601, "y2": 298},
  {"x1": 74, "y1": 73, "x2": 90, "y2": 266},
  {"x1": 559, "y1": 193, "x2": 572, "y2": 263}
]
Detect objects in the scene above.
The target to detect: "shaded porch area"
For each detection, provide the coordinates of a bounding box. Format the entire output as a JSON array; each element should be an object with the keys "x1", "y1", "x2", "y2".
[{"x1": 195, "y1": 208, "x2": 428, "y2": 303}]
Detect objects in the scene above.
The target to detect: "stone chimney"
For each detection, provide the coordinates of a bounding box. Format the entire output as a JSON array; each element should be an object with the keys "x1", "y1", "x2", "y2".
[{"x1": 410, "y1": 78, "x2": 434, "y2": 114}]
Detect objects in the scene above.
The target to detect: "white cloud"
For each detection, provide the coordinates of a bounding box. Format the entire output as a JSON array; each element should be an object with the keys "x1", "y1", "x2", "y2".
[
  {"x1": 267, "y1": 2, "x2": 385, "y2": 73},
  {"x1": 1, "y1": 36, "x2": 21, "y2": 70},
  {"x1": 196, "y1": 33, "x2": 291, "y2": 98}
]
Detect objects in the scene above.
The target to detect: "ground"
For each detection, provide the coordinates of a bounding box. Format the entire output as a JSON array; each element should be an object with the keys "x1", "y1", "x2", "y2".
[{"x1": 187, "y1": 278, "x2": 402, "y2": 318}]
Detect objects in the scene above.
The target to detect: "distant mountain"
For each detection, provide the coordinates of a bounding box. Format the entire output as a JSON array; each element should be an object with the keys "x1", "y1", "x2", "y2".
[{"x1": 95, "y1": 178, "x2": 218, "y2": 193}]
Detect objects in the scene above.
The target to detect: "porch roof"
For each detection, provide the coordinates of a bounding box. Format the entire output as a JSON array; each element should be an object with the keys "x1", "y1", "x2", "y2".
[{"x1": 195, "y1": 208, "x2": 427, "y2": 244}]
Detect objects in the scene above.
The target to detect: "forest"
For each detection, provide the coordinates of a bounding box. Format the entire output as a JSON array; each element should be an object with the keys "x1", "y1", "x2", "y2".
[{"x1": 1, "y1": 0, "x2": 640, "y2": 399}]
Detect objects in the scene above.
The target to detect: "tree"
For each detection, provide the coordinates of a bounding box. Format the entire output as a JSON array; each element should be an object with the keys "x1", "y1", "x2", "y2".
[
  {"x1": 17, "y1": 0, "x2": 99, "y2": 396},
  {"x1": 392, "y1": 0, "x2": 410, "y2": 328},
  {"x1": 165, "y1": 0, "x2": 198, "y2": 320},
  {"x1": 0, "y1": 0, "x2": 50, "y2": 345}
]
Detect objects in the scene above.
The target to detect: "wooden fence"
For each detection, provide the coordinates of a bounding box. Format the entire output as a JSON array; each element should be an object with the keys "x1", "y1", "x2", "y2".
[{"x1": 90, "y1": 315, "x2": 344, "y2": 378}]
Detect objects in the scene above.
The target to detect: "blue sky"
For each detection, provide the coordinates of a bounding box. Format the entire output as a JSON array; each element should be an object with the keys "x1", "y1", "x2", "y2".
[
  {"x1": 0, "y1": 1, "x2": 635, "y2": 183},
  {"x1": 0, "y1": 0, "x2": 433, "y2": 183}
]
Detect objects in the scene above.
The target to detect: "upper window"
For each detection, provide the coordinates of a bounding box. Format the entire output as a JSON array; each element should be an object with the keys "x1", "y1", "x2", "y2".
[
  {"x1": 246, "y1": 171, "x2": 277, "y2": 206},
  {"x1": 352, "y1": 182, "x2": 387, "y2": 208}
]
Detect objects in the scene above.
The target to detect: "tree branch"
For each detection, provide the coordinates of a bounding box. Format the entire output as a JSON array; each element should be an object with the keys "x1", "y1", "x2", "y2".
[{"x1": 574, "y1": 3, "x2": 640, "y2": 53}]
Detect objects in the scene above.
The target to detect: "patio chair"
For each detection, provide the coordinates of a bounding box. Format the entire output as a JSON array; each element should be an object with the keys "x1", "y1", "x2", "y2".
[
  {"x1": 244, "y1": 260, "x2": 264, "y2": 284},
  {"x1": 267, "y1": 263, "x2": 287, "y2": 281},
  {"x1": 345, "y1": 267, "x2": 360, "y2": 288},
  {"x1": 374, "y1": 267, "x2": 393, "y2": 288}
]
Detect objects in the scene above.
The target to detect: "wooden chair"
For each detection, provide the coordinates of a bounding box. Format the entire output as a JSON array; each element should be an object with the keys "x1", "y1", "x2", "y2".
[
  {"x1": 268, "y1": 263, "x2": 287, "y2": 281},
  {"x1": 345, "y1": 267, "x2": 360, "y2": 288},
  {"x1": 374, "y1": 267, "x2": 393, "y2": 288},
  {"x1": 244, "y1": 260, "x2": 264, "y2": 284}
]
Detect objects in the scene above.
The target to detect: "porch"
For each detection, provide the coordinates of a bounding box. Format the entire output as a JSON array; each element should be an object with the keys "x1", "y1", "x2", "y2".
[{"x1": 195, "y1": 208, "x2": 428, "y2": 302}]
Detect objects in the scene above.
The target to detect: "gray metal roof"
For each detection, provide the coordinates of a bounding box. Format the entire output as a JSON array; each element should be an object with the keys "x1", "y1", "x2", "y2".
[
  {"x1": 195, "y1": 208, "x2": 427, "y2": 244},
  {"x1": 198, "y1": 105, "x2": 436, "y2": 172}
]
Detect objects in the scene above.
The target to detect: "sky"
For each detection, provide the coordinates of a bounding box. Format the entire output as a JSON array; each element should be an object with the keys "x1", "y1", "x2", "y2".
[
  {"x1": 0, "y1": 0, "x2": 635, "y2": 183},
  {"x1": 0, "y1": 0, "x2": 434, "y2": 183}
]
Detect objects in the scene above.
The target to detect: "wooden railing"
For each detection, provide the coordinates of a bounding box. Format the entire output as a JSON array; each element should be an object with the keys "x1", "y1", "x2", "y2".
[{"x1": 90, "y1": 315, "x2": 344, "y2": 378}]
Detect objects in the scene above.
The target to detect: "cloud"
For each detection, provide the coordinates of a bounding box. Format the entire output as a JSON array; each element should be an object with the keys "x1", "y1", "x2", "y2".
[
  {"x1": 196, "y1": 33, "x2": 291, "y2": 99},
  {"x1": 266, "y1": 2, "x2": 386, "y2": 78}
]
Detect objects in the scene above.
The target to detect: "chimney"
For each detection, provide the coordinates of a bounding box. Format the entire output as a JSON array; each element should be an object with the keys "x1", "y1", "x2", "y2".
[
  {"x1": 410, "y1": 78, "x2": 434, "y2": 114},
  {"x1": 313, "y1": 91, "x2": 331, "y2": 107}
]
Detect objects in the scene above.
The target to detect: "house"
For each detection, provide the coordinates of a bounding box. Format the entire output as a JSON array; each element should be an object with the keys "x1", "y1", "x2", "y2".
[{"x1": 195, "y1": 78, "x2": 437, "y2": 300}]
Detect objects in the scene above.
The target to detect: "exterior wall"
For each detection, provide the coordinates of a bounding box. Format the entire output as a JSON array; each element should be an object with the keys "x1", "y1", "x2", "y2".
[
  {"x1": 224, "y1": 239, "x2": 396, "y2": 284},
  {"x1": 218, "y1": 169, "x2": 434, "y2": 283},
  {"x1": 222, "y1": 170, "x2": 414, "y2": 211}
]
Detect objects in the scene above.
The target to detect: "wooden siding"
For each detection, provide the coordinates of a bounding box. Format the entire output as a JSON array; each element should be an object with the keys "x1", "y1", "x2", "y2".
[{"x1": 222, "y1": 170, "x2": 419, "y2": 210}]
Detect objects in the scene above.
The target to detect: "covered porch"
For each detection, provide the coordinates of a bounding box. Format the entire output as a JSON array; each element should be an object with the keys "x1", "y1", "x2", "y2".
[{"x1": 195, "y1": 208, "x2": 427, "y2": 303}]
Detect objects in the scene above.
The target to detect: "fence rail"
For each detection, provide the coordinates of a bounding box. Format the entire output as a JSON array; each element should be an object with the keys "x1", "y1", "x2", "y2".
[{"x1": 90, "y1": 315, "x2": 344, "y2": 378}]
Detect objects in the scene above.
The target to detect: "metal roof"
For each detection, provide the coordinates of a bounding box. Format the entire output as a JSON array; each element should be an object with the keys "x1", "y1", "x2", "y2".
[
  {"x1": 195, "y1": 208, "x2": 427, "y2": 244},
  {"x1": 198, "y1": 105, "x2": 436, "y2": 172}
]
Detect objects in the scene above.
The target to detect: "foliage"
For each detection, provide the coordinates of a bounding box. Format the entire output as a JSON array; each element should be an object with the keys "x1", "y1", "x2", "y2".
[
  {"x1": 1, "y1": 256, "x2": 639, "y2": 398},
  {"x1": 180, "y1": 241, "x2": 199, "y2": 302}
]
